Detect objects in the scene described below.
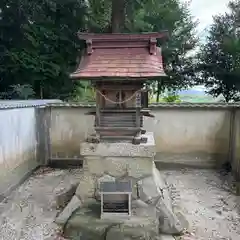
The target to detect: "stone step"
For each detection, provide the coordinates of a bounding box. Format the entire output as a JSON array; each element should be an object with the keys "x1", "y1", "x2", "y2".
[
  {"x1": 95, "y1": 127, "x2": 141, "y2": 131},
  {"x1": 101, "y1": 136, "x2": 134, "y2": 140},
  {"x1": 100, "y1": 109, "x2": 137, "y2": 113}
]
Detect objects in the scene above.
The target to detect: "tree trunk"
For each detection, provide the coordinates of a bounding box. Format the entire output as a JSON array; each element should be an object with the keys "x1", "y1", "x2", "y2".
[
  {"x1": 111, "y1": 0, "x2": 126, "y2": 33},
  {"x1": 156, "y1": 80, "x2": 161, "y2": 102}
]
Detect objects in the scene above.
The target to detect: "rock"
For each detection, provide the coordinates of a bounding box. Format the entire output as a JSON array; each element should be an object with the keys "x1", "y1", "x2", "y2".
[
  {"x1": 64, "y1": 200, "x2": 161, "y2": 240},
  {"x1": 127, "y1": 157, "x2": 153, "y2": 179},
  {"x1": 152, "y1": 166, "x2": 173, "y2": 209},
  {"x1": 105, "y1": 224, "x2": 124, "y2": 240},
  {"x1": 138, "y1": 176, "x2": 162, "y2": 203},
  {"x1": 155, "y1": 197, "x2": 186, "y2": 235},
  {"x1": 105, "y1": 219, "x2": 159, "y2": 240},
  {"x1": 137, "y1": 167, "x2": 187, "y2": 235},
  {"x1": 118, "y1": 175, "x2": 138, "y2": 199},
  {"x1": 95, "y1": 174, "x2": 116, "y2": 200},
  {"x1": 64, "y1": 201, "x2": 114, "y2": 239},
  {"x1": 132, "y1": 199, "x2": 149, "y2": 208},
  {"x1": 75, "y1": 173, "x2": 96, "y2": 202},
  {"x1": 103, "y1": 157, "x2": 129, "y2": 177},
  {"x1": 54, "y1": 183, "x2": 78, "y2": 209},
  {"x1": 158, "y1": 235, "x2": 175, "y2": 240},
  {"x1": 55, "y1": 195, "x2": 82, "y2": 225},
  {"x1": 83, "y1": 156, "x2": 105, "y2": 175},
  {"x1": 80, "y1": 139, "x2": 156, "y2": 158},
  {"x1": 132, "y1": 199, "x2": 156, "y2": 218}
]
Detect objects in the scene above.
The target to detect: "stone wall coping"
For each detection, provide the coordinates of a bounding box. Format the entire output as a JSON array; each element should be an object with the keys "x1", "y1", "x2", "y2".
[
  {"x1": 2, "y1": 100, "x2": 240, "y2": 110},
  {"x1": 0, "y1": 99, "x2": 62, "y2": 110},
  {"x1": 47, "y1": 102, "x2": 240, "y2": 109}
]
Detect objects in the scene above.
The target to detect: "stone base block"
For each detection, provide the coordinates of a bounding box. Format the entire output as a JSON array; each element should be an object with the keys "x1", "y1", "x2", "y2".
[
  {"x1": 83, "y1": 156, "x2": 154, "y2": 178},
  {"x1": 56, "y1": 133, "x2": 188, "y2": 238},
  {"x1": 55, "y1": 195, "x2": 82, "y2": 225},
  {"x1": 80, "y1": 132, "x2": 156, "y2": 158},
  {"x1": 75, "y1": 173, "x2": 96, "y2": 202},
  {"x1": 64, "y1": 200, "x2": 159, "y2": 240},
  {"x1": 57, "y1": 164, "x2": 188, "y2": 237},
  {"x1": 54, "y1": 183, "x2": 78, "y2": 209}
]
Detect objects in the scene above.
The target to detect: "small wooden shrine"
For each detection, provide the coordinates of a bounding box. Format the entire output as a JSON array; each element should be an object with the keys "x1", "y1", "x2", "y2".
[{"x1": 70, "y1": 33, "x2": 167, "y2": 144}]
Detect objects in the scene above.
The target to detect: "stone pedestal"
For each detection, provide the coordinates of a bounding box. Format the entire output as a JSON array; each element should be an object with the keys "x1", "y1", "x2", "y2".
[{"x1": 55, "y1": 133, "x2": 187, "y2": 239}]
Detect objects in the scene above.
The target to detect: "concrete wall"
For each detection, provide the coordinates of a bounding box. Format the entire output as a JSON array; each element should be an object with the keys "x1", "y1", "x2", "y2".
[
  {"x1": 49, "y1": 105, "x2": 233, "y2": 169},
  {"x1": 0, "y1": 100, "x2": 61, "y2": 198},
  {"x1": 148, "y1": 108, "x2": 231, "y2": 168},
  {"x1": 0, "y1": 107, "x2": 38, "y2": 197},
  {"x1": 232, "y1": 109, "x2": 240, "y2": 180},
  {"x1": 1, "y1": 102, "x2": 240, "y2": 199},
  {"x1": 49, "y1": 107, "x2": 94, "y2": 159}
]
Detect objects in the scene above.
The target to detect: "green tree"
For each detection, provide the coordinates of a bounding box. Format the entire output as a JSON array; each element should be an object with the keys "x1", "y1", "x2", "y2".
[
  {"x1": 0, "y1": 0, "x2": 198, "y2": 101},
  {"x1": 162, "y1": 94, "x2": 181, "y2": 103},
  {"x1": 0, "y1": 0, "x2": 87, "y2": 99},
  {"x1": 128, "y1": 0, "x2": 199, "y2": 101},
  {"x1": 198, "y1": 0, "x2": 240, "y2": 102}
]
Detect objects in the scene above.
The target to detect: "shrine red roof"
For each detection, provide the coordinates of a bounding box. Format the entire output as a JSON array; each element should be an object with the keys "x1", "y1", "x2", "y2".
[{"x1": 70, "y1": 32, "x2": 167, "y2": 80}]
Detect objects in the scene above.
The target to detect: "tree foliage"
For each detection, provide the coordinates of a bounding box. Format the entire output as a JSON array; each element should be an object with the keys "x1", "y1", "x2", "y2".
[
  {"x1": 0, "y1": 0, "x2": 87, "y2": 99},
  {"x1": 0, "y1": 0, "x2": 198, "y2": 100},
  {"x1": 129, "y1": 0, "x2": 199, "y2": 101},
  {"x1": 198, "y1": 0, "x2": 240, "y2": 102}
]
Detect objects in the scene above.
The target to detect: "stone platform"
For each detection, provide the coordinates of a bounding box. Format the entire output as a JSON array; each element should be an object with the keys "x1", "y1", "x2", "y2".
[{"x1": 55, "y1": 133, "x2": 188, "y2": 239}]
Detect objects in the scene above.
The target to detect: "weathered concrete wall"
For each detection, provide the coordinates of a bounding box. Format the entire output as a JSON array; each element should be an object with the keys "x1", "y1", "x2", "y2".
[
  {"x1": 0, "y1": 100, "x2": 62, "y2": 198},
  {"x1": 49, "y1": 107, "x2": 94, "y2": 159},
  {"x1": 1, "y1": 102, "x2": 239, "y2": 198},
  {"x1": 147, "y1": 108, "x2": 231, "y2": 168},
  {"x1": 49, "y1": 105, "x2": 232, "y2": 168},
  {"x1": 232, "y1": 109, "x2": 240, "y2": 180},
  {"x1": 0, "y1": 107, "x2": 38, "y2": 197},
  {"x1": 0, "y1": 102, "x2": 240, "y2": 197}
]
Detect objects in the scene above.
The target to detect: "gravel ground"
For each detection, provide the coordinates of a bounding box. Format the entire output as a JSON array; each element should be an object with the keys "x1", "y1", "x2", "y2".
[
  {"x1": 0, "y1": 167, "x2": 239, "y2": 240},
  {"x1": 0, "y1": 167, "x2": 82, "y2": 240},
  {"x1": 163, "y1": 169, "x2": 240, "y2": 240}
]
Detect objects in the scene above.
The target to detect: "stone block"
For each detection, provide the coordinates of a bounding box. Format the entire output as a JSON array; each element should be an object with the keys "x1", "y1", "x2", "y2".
[
  {"x1": 159, "y1": 235, "x2": 175, "y2": 240},
  {"x1": 64, "y1": 201, "x2": 114, "y2": 239},
  {"x1": 54, "y1": 183, "x2": 78, "y2": 209},
  {"x1": 83, "y1": 156, "x2": 104, "y2": 175},
  {"x1": 84, "y1": 156, "x2": 129, "y2": 177},
  {"x1": 118, "y1": 175, "x2": 138, "y2": 199},
  {"x1": 128, "y1": 157, "x2": 153, "y2": 179},
  {"x1": 152, "y1": 166, "x2": 173, "y2": 209},
  {"x1": 75, "y1": 174, "x2": 96, "y2": 201},
  {"x1": 81, "y1": 132, "x2": 156, "y2": 158},
  {"x1": 105, "y1": 218, "x2": 159, "y2": 240},
  {"x1": 138, "y1": 176, "x2": 162, "y2": 203},
  {"x1": 55, "y1": 195, "x2": 82, "y2": 225},
  {"x1": 95, "y1": 174, "x2": 116, "y2": 200},
  {"x1": 132, "y1": 199, "x2": 156, "y2": 218},
  {"x1": 103, "y1": 157, "x2": 128, "y2": 177},
  {"x1": 155, "y1": 197, "x2": 186, "y2": 235}
]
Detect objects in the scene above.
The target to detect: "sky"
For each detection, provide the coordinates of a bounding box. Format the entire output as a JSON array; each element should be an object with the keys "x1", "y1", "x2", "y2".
[
  {"x1": 179, "y1": 1, "x2": 231, "y2": 92},
  {"x1": 187, "y1": 0, "x2": 230, "y2": 41}
]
